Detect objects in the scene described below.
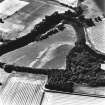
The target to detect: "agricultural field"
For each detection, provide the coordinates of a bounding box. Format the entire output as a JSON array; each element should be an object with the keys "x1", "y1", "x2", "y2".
[{"x1": 0, "y1": 0, "x2": 105, "y2": 105}]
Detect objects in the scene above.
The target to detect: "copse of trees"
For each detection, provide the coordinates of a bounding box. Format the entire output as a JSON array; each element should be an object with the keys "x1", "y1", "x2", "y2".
[{"x1": 66, "y1": 43, "x2": 105, "y2": 87}]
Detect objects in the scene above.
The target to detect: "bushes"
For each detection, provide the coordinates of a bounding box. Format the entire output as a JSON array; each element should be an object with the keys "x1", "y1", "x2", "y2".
[{"x1": 46, "y1": 70, "x2": 74, "y2": 92}]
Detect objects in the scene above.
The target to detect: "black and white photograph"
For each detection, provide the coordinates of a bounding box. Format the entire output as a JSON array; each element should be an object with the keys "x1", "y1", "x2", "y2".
[{"x1": 0, "y1": 0, "x2": 105, "y2": 105}]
